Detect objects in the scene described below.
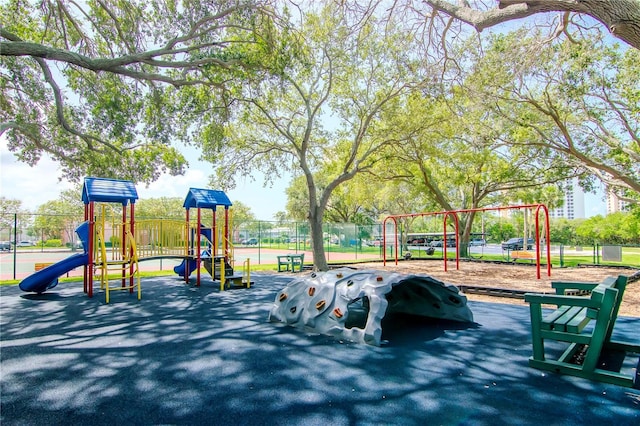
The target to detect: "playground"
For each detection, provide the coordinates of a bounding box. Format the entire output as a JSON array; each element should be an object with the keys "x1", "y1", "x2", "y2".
[
  {"x1": 1, "y1": 272, "x2": 639, "y2": 425},
  {"x1": 4, "y1": 177, "x2": 639, "y2": 423},
  {"x1": 16, "y1": 178, "x2": 253, "y2": 302}
]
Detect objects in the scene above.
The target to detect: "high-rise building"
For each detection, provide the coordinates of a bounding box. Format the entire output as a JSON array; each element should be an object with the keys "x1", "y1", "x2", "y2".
[
  {"x1": 549, "y1": 179, "x2": 585, "y2": 219},
  {"x1": 606, "y1": 187, "x2": 629, "y2": 214}
]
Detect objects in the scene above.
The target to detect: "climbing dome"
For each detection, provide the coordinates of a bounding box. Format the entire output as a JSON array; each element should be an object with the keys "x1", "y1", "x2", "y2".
[{"x1": 269, "y1": 268, "x2": 474, "y2": 346}]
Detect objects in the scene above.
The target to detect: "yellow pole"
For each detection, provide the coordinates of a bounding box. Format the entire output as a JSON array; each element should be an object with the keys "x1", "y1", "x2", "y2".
[
  {"x1": 219, "y1": 257, "x2": 225, "y2": 291},
  {"x1": 244, "y1": 258, "x2": 250, "y2": 288}
]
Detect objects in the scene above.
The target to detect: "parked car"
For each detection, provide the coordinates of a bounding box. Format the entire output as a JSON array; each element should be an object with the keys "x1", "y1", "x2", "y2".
[
  {"x1": 468, "y1": 238, "x2": 486, "y2": 247},
  {"x1": 241, "y1": 238, "x2": 258, "y2": 245},
  {"x1": 407, "y1": 237, "x2": 428, "y2": 245},
  {"x1": 366, "y1": 238, "x2": 383, "y2": 247},
  {"x1": 501, "y1": 237, "x2": 534, "y2": 251},
  {"x1": 17, "y1": 240, "x2": 34, "y2": 247},
  {"x1": 0, "y1": 241, "x2": 11, "y2": 251},
  {"x1": 430, "y1": 239, "x2": 456, "y2": 248}
]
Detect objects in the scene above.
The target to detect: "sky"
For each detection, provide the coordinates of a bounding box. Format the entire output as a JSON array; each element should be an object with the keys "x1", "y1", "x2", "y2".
[
  {"x1": 0, "y1": 138, "x2": 290, "y2": 220},
  {"x1": 583, "y1": 185, "x2": 607, "y2": 217}
]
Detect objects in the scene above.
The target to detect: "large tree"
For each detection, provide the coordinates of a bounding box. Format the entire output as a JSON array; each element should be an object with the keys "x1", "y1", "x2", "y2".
[
  {"x1": 466, "y1": 29, "x2": 639, "y2": 205},
  {"x1": 204, "y1": 4, "x2": 434, "y2": 270},
  {"x1": 0, "y1": 197, "x2": 29, "y2": 240},
  {"x1": 1, "y1": 0, "x2": 287, "y2": 183},
  {"x1": 382, "y1": 86, "x2": 576, "y2": 252},
  {"x1": 423, "y1": 0, "x2": 640, "y2": 50},
  {"x1": 32, "y1": 187, "x2": 84, "y2": 242}
]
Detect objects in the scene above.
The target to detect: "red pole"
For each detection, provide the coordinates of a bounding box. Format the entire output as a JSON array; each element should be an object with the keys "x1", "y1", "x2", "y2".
[
  {"x1": 121, "y1": 205, "x2": 127, "y2": 288},
  {"x1": 88, "y1": 201, "x2": 94, "y2": 298},
  {"x1": 443, "y1": 211, "x2": 460, "y2": 272},
  {"x1": 185, "y1": 208, "x2": 190, "y2": 283},
  {"x1": 382, "y1": 216, "x2": 399, "y2": 266},
  {"x1": 197, "y1": 207, "x2": 201, "y2": 286},
  {"x1": 224, "y1": 207, "x2": 230, "y2": 261},
  {"x1": 129, "y1": 202, "x2": 135, "y2": 293},
  {"x1": 212, "y1": 208, "x2": 217, "y2": 257},
  {"x1": 535, "y1": 204, "x2": 552, "y2": 278},
  {"x1": 393, "y1": 219, "x2": 398, "y2": 265},
  {"x1": 82, "y1": 204, "x2": 91, "y2": 293}
]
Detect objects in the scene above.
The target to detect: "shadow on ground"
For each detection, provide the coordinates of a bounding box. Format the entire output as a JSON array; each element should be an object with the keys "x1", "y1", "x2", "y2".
[{"x1": 1, "y1": 273, "x2": 639, "y2": 425}]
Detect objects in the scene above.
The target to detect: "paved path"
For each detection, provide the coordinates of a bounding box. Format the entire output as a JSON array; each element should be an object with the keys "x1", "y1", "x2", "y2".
[{"x1": 1, "y1": 273, "x2": 639, "y2": 425}]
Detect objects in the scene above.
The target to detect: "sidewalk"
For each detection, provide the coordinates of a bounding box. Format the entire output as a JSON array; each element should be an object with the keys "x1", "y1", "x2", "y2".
[{"x1": 1, "y1": 273, "x2": 639, "y2": 425}]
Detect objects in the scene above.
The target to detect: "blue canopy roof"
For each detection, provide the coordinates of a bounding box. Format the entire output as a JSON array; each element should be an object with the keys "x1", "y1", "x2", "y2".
[
  {"x1": 183, "y1": 188, "x2": 232, "y2": 209},
  {"x1": 82, "y1": 177, "x2": 138, "y2": 205}
]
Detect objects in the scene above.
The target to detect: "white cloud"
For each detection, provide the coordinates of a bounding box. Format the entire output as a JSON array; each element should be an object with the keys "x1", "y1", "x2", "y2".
[
  {"x1": 136, "y1": 168, "x2": 208, "y2": 200},
  {"x1": 1, "y1": 141, "x2": 75, "y2": 209},
  {"x1": 1, "y1": 137, "x2": 288, "y2": 220}
]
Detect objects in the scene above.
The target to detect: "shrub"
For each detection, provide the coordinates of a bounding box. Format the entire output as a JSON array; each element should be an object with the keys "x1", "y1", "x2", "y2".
[{"x1": 44, "y1": 239, "x2": 62, "y2": 247}]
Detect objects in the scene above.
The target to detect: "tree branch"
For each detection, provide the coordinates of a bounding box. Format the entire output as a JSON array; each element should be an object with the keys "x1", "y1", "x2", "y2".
[
  {"x1": 2, "y1": 29, "x2": 121, "y2": 153},
  {"x1": 425, "y1": 0, "x2": 640, "y2": 50}
]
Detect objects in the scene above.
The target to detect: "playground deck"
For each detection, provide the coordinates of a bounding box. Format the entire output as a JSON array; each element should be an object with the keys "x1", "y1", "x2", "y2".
[{"x1": 1, "y1": 274, "x2": 639, "y2": 425}]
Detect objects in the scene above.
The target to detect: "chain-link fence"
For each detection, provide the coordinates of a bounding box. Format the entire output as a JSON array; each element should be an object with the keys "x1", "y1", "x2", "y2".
[
  {"x1": 0, "y1": 214, "x2": 389, "y2": 280},
  {"x1": 2, "y1": 213, "x2": 638, "y2": 281}
]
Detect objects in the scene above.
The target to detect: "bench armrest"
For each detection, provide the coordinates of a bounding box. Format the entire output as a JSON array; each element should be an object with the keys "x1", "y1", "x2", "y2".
[
  {"x1": 551, "y1": 281, "x2": 599, "y2": 294},
  {"x1": 524, "y1": 292, "x2": 596, "y2": 308}
]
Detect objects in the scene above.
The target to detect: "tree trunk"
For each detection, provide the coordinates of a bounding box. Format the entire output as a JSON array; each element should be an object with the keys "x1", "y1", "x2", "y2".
[
  {"x1": 308, "y1": 208, "x2": 328, "y2": 271},
  {"x1": 459, "y1": 211, "x2": 480, "y2": 258}
]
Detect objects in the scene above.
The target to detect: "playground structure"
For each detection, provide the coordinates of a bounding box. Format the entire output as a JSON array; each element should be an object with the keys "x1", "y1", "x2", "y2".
[
  {"x1": 19, "y1": 177, "x2": 251, "y2": 302},
  {"x1": 269, "y1": 268, "x2": 473, "y2": 346},
  {"x1": 83, "y1": 177, "x2": 140, "y2": 303},
  {"x1": 175, "y1": 187, "x2": 251, "y2": 291},
  {"x1": 383, "y1": 204, "x2": 552, "y2": 279}
]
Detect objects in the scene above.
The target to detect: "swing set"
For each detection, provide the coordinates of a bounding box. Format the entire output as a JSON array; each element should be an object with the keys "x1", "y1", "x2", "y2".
[{"x1": 383, "y1": 204, "x2": 552, "y2": 279}]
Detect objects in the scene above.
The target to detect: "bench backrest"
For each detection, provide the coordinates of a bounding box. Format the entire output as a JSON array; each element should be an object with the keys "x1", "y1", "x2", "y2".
[
  {"x1": 589, "y1": 275, "x2": 627, "y2": 341},
  {"x1": 607, "y1": 275, "x2": 627, "y2": 340}
]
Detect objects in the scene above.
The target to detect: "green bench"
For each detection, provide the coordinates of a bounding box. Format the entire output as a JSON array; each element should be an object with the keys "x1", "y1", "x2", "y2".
[
  {"x1": 524, "y1": 275, "x2": 640, "y2": 388},
  {"x1": 277, "y1": 254, "x2": 305, "y2": 273}
]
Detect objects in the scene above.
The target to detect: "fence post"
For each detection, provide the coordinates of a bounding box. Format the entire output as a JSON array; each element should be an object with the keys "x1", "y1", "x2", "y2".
[
  {"x1": 354, "y1": 223, "x2": 358, "y2": 260},
  {"x1": 324, "y1": 222, "x2": 329, "y2": 262},
  {"x1": 559, "y1": 244, "x2": 564, "y2": 268},
  {"x1": 258, "y1": 221, "x2": 261, "y2": 264},
  {"x1": 12, "y1": 213, "x2": 17, "y2": 280}
]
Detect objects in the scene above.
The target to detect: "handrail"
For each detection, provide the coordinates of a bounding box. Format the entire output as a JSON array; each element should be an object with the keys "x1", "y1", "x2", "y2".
[{"x1": 243, "y1": 258, "x2": 251, "y2": 289}]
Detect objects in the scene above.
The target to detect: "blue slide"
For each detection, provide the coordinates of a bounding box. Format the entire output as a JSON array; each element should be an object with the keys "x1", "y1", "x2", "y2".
[
  {"x1": 174, "y1": 227, "x2": 212, "y2": 278},
  {"x1": 19, "y1": 221, "x2": 90, "y2": 294},
  {"x1": 19, "y1": 253, "x2": 89, "y2": 293},
  {"x1": 174, "y1": 258, "x2": 198, "y2": 278},
  {"x1": 200, "y1": 227, "x2": 213, "y2": 244}
]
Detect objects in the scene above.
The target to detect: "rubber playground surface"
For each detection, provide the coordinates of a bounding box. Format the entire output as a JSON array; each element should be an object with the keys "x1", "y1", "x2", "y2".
[{"x1": 1, "y1": 273, "x2": 639, "y2": 425}]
